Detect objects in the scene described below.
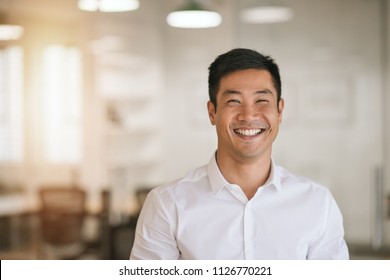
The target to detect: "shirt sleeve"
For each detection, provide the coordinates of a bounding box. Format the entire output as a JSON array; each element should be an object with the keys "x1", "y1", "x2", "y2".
[
  {"x1": 130, "y1": 189, "x2": 180, "y2": 260},
  {"x1": 307, "y1": 193, "x2": 349, "y2": 260}
]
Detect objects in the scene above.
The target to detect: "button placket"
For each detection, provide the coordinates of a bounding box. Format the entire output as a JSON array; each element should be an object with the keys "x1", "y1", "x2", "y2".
[{"x1": 243, "y1": 200, "x2": 255, "y2": 259}]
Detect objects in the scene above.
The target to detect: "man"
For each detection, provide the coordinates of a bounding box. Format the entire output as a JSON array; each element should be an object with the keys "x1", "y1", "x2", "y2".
[{"x1": 130, "y1": 48, "x2": 349, "y2": 260}]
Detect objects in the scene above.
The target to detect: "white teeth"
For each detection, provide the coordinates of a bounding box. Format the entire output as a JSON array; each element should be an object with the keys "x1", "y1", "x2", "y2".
[{"x1": 235, "y1": 129, "x2": 263, "y2": 136}]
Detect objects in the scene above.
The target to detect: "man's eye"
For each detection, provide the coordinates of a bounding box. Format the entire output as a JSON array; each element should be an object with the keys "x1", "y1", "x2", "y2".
[
  {"x1": 256, "y1": 99, "x2": 269, "y2": 103},
  {"x1": 227, "y1": 99, "x2": 240, "y2": 105}
]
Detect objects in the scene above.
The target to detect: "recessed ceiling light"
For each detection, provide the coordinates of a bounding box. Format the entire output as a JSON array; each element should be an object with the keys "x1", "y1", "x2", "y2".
[
  {"x1": 167, "y1": 0, "x2": 222, "y2": 29},
  {"x1": 167, "y1": 10, "x2": 222, "y2": 28},
  {"x1": 241, "y1": 6, "x2": 294, "y2": 24},
  {"x1": 78, "y1": 0, "x2": 140, "y2": 12}
]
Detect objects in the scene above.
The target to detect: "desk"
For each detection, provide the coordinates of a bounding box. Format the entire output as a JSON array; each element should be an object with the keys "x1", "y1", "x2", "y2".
[
  {"x1": 0, "y1": 193, "x2": 138, "y2": 259},
  {"x1": 0, "y1": 194, "x2": 36, "y2": 251},
  {"x1": 0, "y1": 193, "x2": 30, "y2": 216}
]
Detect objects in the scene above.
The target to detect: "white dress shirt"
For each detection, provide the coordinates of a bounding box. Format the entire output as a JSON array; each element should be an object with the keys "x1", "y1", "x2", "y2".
[{"x1": 130, "y1": 154, "x2": 349, "y2": 260}]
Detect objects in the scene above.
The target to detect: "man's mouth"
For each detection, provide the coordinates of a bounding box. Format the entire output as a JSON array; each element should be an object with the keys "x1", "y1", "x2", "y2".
[{"x1": 234, "y1": 128, "x2": 265, "y2": 136}]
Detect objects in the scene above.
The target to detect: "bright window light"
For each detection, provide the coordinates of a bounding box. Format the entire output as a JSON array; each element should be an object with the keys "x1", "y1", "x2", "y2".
[
  {"x1": 0, "y1": 47, "x2": 23, "y2": 162},
  {"x1": 0, "y1": 25, "x2": 24, "y2": 41},
  {"x1": 42, "y1": 45, "x2": 83, "y2": 163}
]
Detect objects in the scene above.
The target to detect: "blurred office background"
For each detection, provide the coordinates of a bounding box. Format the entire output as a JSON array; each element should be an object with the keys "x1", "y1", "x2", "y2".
[{"x1": 0, "y1": 0, "x2": 389, "y2": 259}]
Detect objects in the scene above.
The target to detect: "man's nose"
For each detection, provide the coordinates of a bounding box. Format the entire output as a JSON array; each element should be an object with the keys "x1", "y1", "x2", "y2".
[{"x1": 237, "y1": 103, "x2": 260, "y2": 122}]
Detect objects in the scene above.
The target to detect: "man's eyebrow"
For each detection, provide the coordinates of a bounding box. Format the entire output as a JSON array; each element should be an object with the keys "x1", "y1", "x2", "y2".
[
  {"x1": 222, "y1": 89, "x2": 241, "y2": 95},
  {"x1": 222, "y1": 89, "x2": 273, "y2": 95},
  {"x1": 255, "y1": 89, "x2": 273, "y2": 94}
]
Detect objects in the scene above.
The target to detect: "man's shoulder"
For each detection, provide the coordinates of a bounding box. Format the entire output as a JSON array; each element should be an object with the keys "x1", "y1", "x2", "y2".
[
  {"x1": 275, "y1": 164, "x2": 331, "y2": 195},
  {"x1": 151, "y1": 164, "x2": 209, "y2": 195}
]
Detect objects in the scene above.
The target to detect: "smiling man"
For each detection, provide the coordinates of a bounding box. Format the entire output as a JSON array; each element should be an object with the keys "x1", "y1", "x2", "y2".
[{"x1": 130, "y1": 48, "x2": 349, "y2": 260}]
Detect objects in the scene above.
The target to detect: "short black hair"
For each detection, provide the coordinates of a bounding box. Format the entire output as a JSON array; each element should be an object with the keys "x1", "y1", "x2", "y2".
[{"x1": 208, "y1": 48, "x2": 282, "y2": 108}]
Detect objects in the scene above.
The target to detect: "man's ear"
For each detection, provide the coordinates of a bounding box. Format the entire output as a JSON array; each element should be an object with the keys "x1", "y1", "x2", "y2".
[
  {"x1": 207, "y1": 101, "x2": 216, "y2": 126},
  {"x1": 278, "y1": 98, "x2": 284, "y2": 124}
]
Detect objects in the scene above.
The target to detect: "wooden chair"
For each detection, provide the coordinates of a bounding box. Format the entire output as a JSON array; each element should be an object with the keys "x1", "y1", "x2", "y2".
[{"x1": 38, "y1": 186, "x2": 87, "y2": 259}]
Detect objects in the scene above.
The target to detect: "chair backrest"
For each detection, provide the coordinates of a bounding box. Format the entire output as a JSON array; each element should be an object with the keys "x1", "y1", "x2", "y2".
[
  {"x1": 40, "y1": 187, "x2": 86, "y2": 212},
  {"x1": 39, "y1": 187, "x2": 86, "y2": 245}
]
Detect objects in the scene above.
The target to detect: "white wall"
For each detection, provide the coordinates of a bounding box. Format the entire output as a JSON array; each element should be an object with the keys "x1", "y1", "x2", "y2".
[{"x1": 157, "y1": 0, "x2": 234, "y2": 182}]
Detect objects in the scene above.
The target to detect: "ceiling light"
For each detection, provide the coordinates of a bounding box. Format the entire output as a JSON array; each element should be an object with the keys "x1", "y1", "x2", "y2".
[
  {"x1": 0, "y1": 24, "x2": 24, "y2": 41},
  {"x1": 78, "y1": 0, "x2": 140, "y2": 12},
  {"x1": 167, "y1": 0, "x2": 222, "y2": 29},
  {"x1": 241, "y1": 6, "x2": 294, "y2": 24}
]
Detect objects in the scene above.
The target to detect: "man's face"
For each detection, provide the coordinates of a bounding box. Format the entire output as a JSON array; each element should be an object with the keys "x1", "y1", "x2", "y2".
[{"x1": 208, "y1": 69, "x2": 284, "y2": 162}]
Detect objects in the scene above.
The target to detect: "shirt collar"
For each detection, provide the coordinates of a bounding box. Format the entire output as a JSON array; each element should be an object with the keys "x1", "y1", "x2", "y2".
[
  {"x1": 207, "y1": 152, "x2": 282, "y2": 195},
  {"x1": 207, "y1": 153, "x2": 229, "y2": 195},
  {"x1": 264, "y1": 159, "x2": 282, "y2": 193}
]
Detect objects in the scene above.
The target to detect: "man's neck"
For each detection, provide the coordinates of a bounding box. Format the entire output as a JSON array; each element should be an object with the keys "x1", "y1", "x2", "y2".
[{"x1": 215, "y1": 151, "x2": 272, "y2": 200}]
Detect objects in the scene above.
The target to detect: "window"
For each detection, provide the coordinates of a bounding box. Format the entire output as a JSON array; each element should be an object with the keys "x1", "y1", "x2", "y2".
[
  {"x1": 41, "y1": 45, "x2": 83, "y2": 163},
  {"x1": 0, "y1": 46, "x2": 23, "y2": 162}
]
